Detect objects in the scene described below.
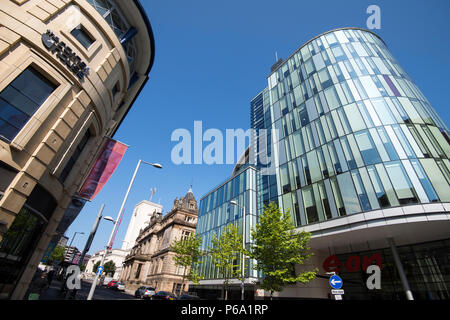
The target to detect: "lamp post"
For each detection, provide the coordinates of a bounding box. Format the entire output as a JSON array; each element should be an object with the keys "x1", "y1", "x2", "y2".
[
  {"x1": 67, "y1": 231, "x2": 84, "y2": 263},
  {"x1": 230, "y1": 200, "x2": 246, "y2": 300},
  {"x1": 87, "y1": 159, "x2": 162, "y2": 300},
  {"x1": 78, "y1": 204, "x2": 116, "y2": 269}
]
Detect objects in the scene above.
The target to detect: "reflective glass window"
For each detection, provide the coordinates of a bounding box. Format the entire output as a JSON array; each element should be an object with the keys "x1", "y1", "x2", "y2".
[
  {"x1": 420, "y1": 159, "x2": 450, "y2": 201},
  {"x1": 330, "y1": 176, "x2": 346, "y2": 216},
  {"x1": 337, "y1": 172, "x2": 361, "y2": 214},
  {"x1": 71, "y1": 26, "x2": 95, "y2": 49},
  {"x1": 374, "y1": 163, "x2": 400, "y2": 206},
  {"x1": 0, "y1": 67, "x2": 56, "y2": 142},
  {"x1": 302, "y1": 186, "x2": 319, "y2": 223},
  {"x1": 376, "y1": 127, "x2": 399, "y2": 160},
  {"x1": 351, "y1": 170, "x2": 372, "y2": 211},
  {"x1": 384, "y1": 161, "x2": 418, "y2": 205},
  {"x1": 344, "y1": 103, "x2": 366, "y2": 132},
  {"x1": 324, "y1": 87, "x2": 341, "y2": 110},
  {"x1": 354, "y1": 130, "x2": 382, "y2": 165}
]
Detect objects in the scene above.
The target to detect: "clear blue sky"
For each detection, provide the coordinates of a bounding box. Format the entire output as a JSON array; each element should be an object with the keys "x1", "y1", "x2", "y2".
[{"x1": 66, "y1": 0, "x2": 450, "y2": 255}]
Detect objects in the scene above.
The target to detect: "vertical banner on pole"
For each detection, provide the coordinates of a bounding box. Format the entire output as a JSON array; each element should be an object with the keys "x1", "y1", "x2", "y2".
[{"x1": 78, "y1": 138, "x2": 128, "y2": 201}]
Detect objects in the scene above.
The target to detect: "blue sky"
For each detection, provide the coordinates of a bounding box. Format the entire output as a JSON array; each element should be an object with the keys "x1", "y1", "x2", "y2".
[{"x1": 66, "y1": 0, "x2": 450, "y2": 255}]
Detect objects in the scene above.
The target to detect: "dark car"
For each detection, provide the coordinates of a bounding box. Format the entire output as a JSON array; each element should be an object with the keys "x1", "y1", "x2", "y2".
[
  {"x1": 177, "y1": 294, "x2": 201, "y2": 300},
  {"x1": 135, "y1": 286, "x2": 156, "y2": 299},
  {"x1": 151, "y1": 291, "x2": 177, "y2": 300}
]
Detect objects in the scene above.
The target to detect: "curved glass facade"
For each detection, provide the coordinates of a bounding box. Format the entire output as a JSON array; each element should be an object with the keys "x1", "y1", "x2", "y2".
[
  {"x1": 259, "y1": 28, "x2": 450, "y2": 227},
  {"x1": 195, "y1": 28, "x2": 450, "y2": 297},
  {"x1": 87, "y1": 0, "x2": 138, "y2": 74}
]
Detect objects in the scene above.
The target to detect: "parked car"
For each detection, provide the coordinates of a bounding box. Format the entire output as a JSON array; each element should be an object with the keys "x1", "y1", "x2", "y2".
[
  {"x1": 112, "y1": 282, "x2": 126, "y2": 291},
  {"x1": 177, "y1": 294, "x2": 201, "y2": 300},
  {"x1": 102, "y1": 277, "x2": 113, "y2": 286},
  {"x1": 151, "y1": 291, "x2": 177, "y2": 300},
  {"x1": 107, "y1": 280, "x2": 118, "y2": 288},
  {"x1": 135, "y1": 286, "x2": 156, "y2": 299}
]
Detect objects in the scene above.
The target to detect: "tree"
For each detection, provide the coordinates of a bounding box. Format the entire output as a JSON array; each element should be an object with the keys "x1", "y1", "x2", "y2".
[
  {"x1": 104, "y1": 260, "x2": 116, "y2": 276},
  {"x1": 250, "y1": 201, "x2": 317, "y2": 299},
  {"x1": 170, "y1": 233, "x2": 203, "y2": 293},
  {"x1": 93, "y1": 260, "x2": 116, "y2": 276},
  {"x1": 46, "y1": 245, "x2": 65, "y2": 265},
  {"x1": 92, "y1": 261, "x2": 101, "y2": 273},
  {"x1": 209, "y1": 223, "x2": 244, "y2": 300}
]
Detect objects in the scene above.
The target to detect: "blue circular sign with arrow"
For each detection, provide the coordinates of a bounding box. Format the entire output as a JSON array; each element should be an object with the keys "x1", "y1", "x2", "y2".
[
  {"x1": 329, "y1": 275, "x2": 343, "y2": 289},
  {"x1": 96, "y1": 266, "x2": 104, "y2": 276}
]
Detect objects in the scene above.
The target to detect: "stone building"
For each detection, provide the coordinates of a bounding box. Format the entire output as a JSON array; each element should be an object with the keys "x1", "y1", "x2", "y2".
[
  {"x1": 120, "y1": 187, "x2": 198, "y2": 295},
  {"x1": 0, "y1": 0, "x2": 154, "y2": 299}
]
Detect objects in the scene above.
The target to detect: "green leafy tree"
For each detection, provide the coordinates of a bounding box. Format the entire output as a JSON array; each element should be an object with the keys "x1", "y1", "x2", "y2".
[
  {"x1": 170, "y1": 233, "x2": 203, "y2": 293},
  {"x1": 104, "y1": 260, "x2": 116, "y2": 276},
  {"x1": 250, "y1": 201, "x2": 317, "y2": 299},
  {"x1": 209, "y1": 223, "x2": 244, "y2": 300},
  {"x1": 93, "y1": 261, "x2": 101, "y2": 273},
  {"x1": 93, "y1": 260, "x2": 116, "y2": 276},
  {"x1": 46, "y1": 245, "x2": 65, "y2": 265}
]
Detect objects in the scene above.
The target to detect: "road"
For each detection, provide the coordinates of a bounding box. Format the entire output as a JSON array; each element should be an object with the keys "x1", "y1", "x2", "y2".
[{"x1": 40, "y1": 279, "x2": 137, "y2": 300}]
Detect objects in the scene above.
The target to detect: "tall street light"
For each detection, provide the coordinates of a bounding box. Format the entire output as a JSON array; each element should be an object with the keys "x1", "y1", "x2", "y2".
[
  {"x1": 77, "y1": 204, "x2": 116, "y2": 268},
  {"x1": 230, "y1": 200, "x2": 246, "y2": 300},
  {"x1": 67, "y1": 231, "x2": 84, "y2": 263},
  {"x1": 87, "y1": 159, "x2": 162, "y2": 300}
]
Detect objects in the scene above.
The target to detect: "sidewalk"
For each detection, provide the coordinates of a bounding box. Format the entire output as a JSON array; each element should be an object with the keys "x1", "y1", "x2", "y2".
[{"x1": 39, "y1": 280, "x2": 69, "y2": 300}]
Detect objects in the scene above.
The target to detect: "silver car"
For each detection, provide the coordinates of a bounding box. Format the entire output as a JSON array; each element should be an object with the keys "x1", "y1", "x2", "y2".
[{"x1": 135, "y1": 286, "x2": 156, "y2": 299}]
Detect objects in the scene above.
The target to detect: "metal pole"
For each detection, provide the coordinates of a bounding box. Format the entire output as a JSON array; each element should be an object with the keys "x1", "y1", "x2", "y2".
[
  {"x1": 67, "y1": 232, "x2": 82, "y2": 263},
  {"x1": 388, "y1": 237, "x2": 414, "y2": 300},
  {"x1": 87, "y1": 160, "x2": 143, "y2": 300},
  {"x1": 78, "y1": 204, "x2": 105, "y2": 268},
  {"x1": 241, "y1": 205, "x2": 246, "y2": 301}
]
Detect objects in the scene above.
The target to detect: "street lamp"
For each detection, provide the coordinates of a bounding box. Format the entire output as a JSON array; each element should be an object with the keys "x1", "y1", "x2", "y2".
[
  {"x1": 230, "y1": 200, "x2": 246, "y2": 301},
  {"x1": 67, "y1": 231, "x2": 84, "y2": 263},
  {"x1": 77, "y1": 205, "x2": 117, "y2": 268},
  {"x1": 87, "y1": 159, "x2": 162, "y2": 300}
]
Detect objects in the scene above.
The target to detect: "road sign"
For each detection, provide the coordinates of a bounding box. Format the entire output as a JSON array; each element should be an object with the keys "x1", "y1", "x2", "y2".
[
  {"x1": 329, "y1": 275, "x2": 343, "y2": 289},
  {"x1": 331, "y1": 289, "x2": 344, "y2": 295},
  {"x1": 96, "y1": 266, "x2": 104, "y2": 275},
  {"x1": 334, "y1": 294, "x2": 342, "y2": 300}
]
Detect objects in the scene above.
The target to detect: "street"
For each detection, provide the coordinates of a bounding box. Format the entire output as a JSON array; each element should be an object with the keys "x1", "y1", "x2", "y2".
[{"x1": 39, "y1": 280, "x2": 136, "y2": 300}]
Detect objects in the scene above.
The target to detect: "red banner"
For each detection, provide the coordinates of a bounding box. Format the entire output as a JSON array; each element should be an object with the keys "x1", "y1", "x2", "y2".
[{"x1": 78, "y1": 138, "x2": 128, "y2": 201}]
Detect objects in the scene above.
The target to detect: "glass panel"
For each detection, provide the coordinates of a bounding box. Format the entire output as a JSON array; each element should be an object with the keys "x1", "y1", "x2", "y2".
[
  {"x1": 358, "y1": 167, "x2": 381, "y2": 210},
  {"x1": 330, "y1": 176, "x2": 346, "y2": 216},
  {"x1": 392, "y1": 124, "x2": 415, "y2": 158},
  {"x1": 280, "y1": 164, "x2": 291, "y2": 194},
  {"x1": 318, "y1": 182, "x2": 332, "y2": 220},
  {"x1": 307, "y1": 150, "x2": 322, "y2": 183},
  {"x1": 371, "y1": 99, "x2": 396, "y2": 125},
  {"x1": 71, "y1": 26, "x2": 95, "y2": 49},
  {"x1": 384, "y1": 161, "x2": 418, "y2": 205},
  {"x1": 8, "y1": 68, "x2": 56, "y2": 106},
  {"x1": 420, "y1": 159, "x2": 450, "y2": 201},
  {"x1": 351, "y1": 170, "x2": 372, "y2": 211},
  {"x1": 337, "y1": 172, "x2": 361, "y2": 214},
  {"x1": 366, "y1": 165, "x2": 390, "y2": 208},
  {"x1": 375, "y1": 163, "x2": 400, "y2": 206},
  {"x1": 340, "y1": 136, "x2": 357, "y2": 170},
  {"x1": 302, "y1": 186, "x2": 319, "y2": 223},
  {"x1": 324, "y1": 86, "x2": 341, "y2": 110},
  {"x1": 344, "y1": 103, "x2": 366, "y2": 132},
  {"x1": 354, "y1": 130, "x2": 382, "y2": 165}
]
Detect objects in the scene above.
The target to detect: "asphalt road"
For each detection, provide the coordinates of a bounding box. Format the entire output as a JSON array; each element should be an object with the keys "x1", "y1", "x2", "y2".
[{"x1": 39, "y1": 280, "x2": 137, "y2": 300}]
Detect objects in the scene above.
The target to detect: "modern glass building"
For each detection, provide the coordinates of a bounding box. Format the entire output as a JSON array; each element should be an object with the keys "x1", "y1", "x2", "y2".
[{"x1": 194, "y1": 28, "x2": 450, "y2": 300}]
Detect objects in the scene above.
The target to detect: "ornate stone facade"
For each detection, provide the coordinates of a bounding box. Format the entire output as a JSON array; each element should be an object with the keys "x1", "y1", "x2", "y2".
[
  {"x1": 120, "y1": 187, "x2": 198, "y2": 295},
  {"x1": 0, "y1": 0, "x2": 154, "y2": 299}
]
